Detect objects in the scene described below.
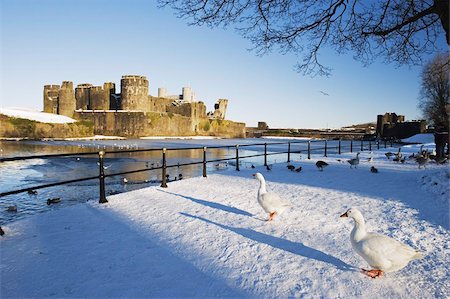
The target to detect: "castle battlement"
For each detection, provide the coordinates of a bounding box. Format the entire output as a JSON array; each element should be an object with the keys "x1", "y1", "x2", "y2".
[{"x1": 44, "y1": 74, "x2": 228, "y2": 122}]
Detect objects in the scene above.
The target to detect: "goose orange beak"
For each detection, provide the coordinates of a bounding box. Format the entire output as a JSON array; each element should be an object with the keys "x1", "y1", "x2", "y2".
[{"x1": 340, "y1": 212, "x2": 348, "y2": 218}]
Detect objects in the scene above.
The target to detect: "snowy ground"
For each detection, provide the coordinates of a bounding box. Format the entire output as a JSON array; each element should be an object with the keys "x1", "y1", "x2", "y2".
[
  {"x1": 0, "y1": 142, "x2": 449, "y2": 298},
  {"x1": 0, "y1": 107, "x2": 77, "y2": 124}
]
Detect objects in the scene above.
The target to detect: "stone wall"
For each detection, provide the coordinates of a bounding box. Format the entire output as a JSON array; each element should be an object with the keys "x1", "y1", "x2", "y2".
[{"x1": 74, "y1": 111, "x2": 245, "y2": 138}]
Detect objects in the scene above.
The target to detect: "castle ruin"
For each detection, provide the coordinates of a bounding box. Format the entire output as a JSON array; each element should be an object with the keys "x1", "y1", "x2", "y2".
[
  {"x1": 376, "y1": 112, "x2": 426, "y2": 139},
  {"x1": 43, "y1": 75, "x2": 244, "y2": 138}
]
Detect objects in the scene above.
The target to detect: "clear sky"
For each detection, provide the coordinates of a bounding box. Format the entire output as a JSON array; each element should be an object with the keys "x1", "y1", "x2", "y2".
[{"x1": 0, "y1": 0, "x2": 447, "y2": 129}]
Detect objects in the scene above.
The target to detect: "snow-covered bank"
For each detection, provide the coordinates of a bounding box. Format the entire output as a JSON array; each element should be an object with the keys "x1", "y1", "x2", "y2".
[
  {"x1": 0, "y1": 144, "x2": 449, "y2": 298},
  {"x1": 0, "y1": 107, "x2": 77, "y2": 124}
]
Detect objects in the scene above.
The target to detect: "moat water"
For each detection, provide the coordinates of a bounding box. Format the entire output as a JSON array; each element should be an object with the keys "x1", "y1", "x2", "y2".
[{"x1": 0, "y1": 138, "x2": 367, "y2": 225}]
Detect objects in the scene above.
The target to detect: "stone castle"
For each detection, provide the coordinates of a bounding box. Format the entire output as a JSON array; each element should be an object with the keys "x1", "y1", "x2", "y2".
[
  {"x1": 376, "y1": 112, "x2": 426, "y2": 139},
  {"x1": 43, "y1": 75, "x2": 245, "y2": 138}
]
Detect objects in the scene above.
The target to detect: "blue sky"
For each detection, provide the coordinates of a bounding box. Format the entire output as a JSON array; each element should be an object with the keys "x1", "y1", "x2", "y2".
[{"x1": 0, "y1": 0, "x2": 447, "y2": 129}]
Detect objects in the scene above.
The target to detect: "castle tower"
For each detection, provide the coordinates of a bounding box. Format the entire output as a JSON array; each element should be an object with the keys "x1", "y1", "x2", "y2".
[
  {"x1": 103, "y1": 82, "x2": 116, "y2": 110},
  {"x1": 89, "y1": 86, "x2": 109, "y2": 110},
  {"x1": 158, "y1": 87, "x2": 167, "y2": 98},
  {"x1": 58, "y1": 81, "x2": 76, "y2": 117},
  {"x1": 120, "y1": 75, "x2": 149, "y2": 111},
  {"x1": 213, "y1": 99, "x2": 228, "y2": 120},
  {"x1": 43, "y1": 85, "x2": 61, "y2": 114},
  {"x1": 182, "y1": 87, "x2": 192, "y2": 103},
  {"x1": 75, "y1": 83, "x2": 93, "y2": 110}
]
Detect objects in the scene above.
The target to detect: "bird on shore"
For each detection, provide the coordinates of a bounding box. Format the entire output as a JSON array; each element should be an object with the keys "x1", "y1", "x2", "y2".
[
  {"x1": 385, "y1": 152, "x2": 395, "y2": 160},
  {"x1": 266, "y1": 164, "x2": 272, "y2": 171},
  {"x1": 316, "y1": 161, "x2": 329, "y2": 171},
  {"x1": 47, "y1": 198, "x2": 61, "y2": 205},
  {"x1": 370, "y1": 166, "x2": 378, "y2": 173},
  {"x1": 287, "y1": 164, "x2": 295, "y2": 171},
  {"x1": 340, "y1": 208, "x2": 423, "y2": 278},
  {"x1": 6, "y1": 205, "x2": 17, "y2": 212},
  {"x1": 251, "y1": 164, "x2": 256, "y2": 169},
  {"x1": 416, "y1": 154, "x2": 429, "y2": 169},
  {"x1": 122, "y1": 177, "x2": 128, "y2": 184},
  {"x1": 295, "y1": 166, "x2": 302, "y2": 172},
  {"x1": 348, "y1": 152, "x2": 360, "y2": 169},
  {"x1": 253, "y1": 173, "x2": 291, "y2": 221},
  {"x1": 393, "y1": 148, "x2": 402, "y2": 162},
  {"x1": 27, "y1": 190, "x2": 38, "y2": 195}
]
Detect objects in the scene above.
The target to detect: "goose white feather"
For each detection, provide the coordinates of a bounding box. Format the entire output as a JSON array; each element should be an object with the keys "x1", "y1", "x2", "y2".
[
  {"x1": 341, "y1": 208, "x2": 423, "y2": 278},
  {"x1": 253, "y1": 173, "x2": 291, "y2": 221}
]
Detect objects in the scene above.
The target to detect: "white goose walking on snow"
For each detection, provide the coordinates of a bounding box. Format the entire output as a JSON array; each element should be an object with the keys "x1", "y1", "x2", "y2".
[
  {"x1": 253, "y1": 173, "x2": 291, "y2": 221},
  {"x1": 340, "y1": 208, "x2": 423, "y2": 278}
]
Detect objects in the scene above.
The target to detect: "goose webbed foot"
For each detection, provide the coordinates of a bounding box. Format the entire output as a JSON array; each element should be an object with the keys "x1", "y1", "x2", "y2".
[{"x1": 361, "y1": 268, "x2": 383, "y2": 278}]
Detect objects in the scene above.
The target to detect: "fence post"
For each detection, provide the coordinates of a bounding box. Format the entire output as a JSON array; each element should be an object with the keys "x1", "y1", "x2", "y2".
[
  {"x1": 98, "y1": 151, "x2": 108, "y2": 204},
  {"x1": 324, "y1": 140, "x2": 327, "y2": 157},
  {"x1": 287, "y1": 142, "x2": 291, "y2": 163},
  {"x1": 308, "y1": 141, "x2": 311, "y2": 159},
  {"x1": 338, "y1": 139, "x2": 341, "y2": 155},
  {"x1": 160, "y1": 148, "x2": 168, "y2": 188},
  {"x1": 390, "y1": 140, "x2": 393, "y2": 147},
  {"x1": 384, "y1": 140, "x2": 387, "y2": 148},
  {"x1": 360, "y1": 139, "x2": 363, "y2": 151},
  {"x1": 203, "y1": 147, "x2": 207, "y2": 178},
  {"x1": 264, "y1": 143, "x2": 268, "y2": 166},
  {"x1": 377, "y1": 140, "x2": 380, "y2": 150},
  {"x1": 235, "y1": 145, "x2": 240, "y2": 171},
  {"x1": 369, "y1": 140, "x2": 372, "y2": 151},
  {"x1": 350, "y1": 140, "x2": 353, "y2": 153}
]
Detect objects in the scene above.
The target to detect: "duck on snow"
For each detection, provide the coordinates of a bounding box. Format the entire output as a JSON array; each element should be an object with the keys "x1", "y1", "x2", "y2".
[
  {"x1": 340, "y1": 207, "x2": 423, "y2": 278},
  {"x1": 253, "y1": 172, "x2": 291, "y2": 221}
]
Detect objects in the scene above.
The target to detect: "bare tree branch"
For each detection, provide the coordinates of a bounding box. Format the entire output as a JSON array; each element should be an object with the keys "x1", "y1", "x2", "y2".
[{"x1": 158, "y1": 0, "x2": 449, "y2": 76}]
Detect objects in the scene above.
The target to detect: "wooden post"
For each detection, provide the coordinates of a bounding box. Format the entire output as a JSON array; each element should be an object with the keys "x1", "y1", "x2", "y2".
[
  {"x1": 360, "y1": 139, "x2": 363, "y2": 151},
  {"x1": 324, "y1": 140, "x2": 327, "y2": 157},
  {"x1": 369, "y1": 140, "x2": 372, "y2": 151},
  {"x1": 160, "y1": 148, "x2": 168, "y2": 188},
  {"x1": 338, "y1": 139, "x2": 341, "y2": 155},
  {"x1": 202, "y1": 147, "x2": 207, "y2": 178},
  {"x1": 350, "y1": 140, "x2": 353, "y2": 153},
  {"x1": 98, "y1": 151, "x2": 108, "y2": 204}
]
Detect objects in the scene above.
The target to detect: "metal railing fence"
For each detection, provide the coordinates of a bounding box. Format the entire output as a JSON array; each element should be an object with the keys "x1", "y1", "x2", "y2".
[{"x1": 0, "y1": 138, "x2": 395, "y2": 203}]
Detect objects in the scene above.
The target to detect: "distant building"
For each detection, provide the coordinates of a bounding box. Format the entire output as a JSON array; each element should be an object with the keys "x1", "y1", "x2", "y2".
[{"x1": 376, "y1": 112, "x2": 426, "y2": 139}]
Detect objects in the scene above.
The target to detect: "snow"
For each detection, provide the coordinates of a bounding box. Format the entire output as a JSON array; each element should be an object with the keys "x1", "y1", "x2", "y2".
[
  {"x1": 402, "y1": 133, "x2": 435, "y2": 144},
  {"x1": 1, "y1": 143, "x2": 449, "y2": 298},
  {"x1": 0, "y1": 107, "x2": 77, "y2": 124}
]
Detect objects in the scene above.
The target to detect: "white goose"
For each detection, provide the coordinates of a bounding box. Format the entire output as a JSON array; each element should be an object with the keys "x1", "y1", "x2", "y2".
[
  {"x1": 253, "y1": 173, "x2": 291, "y2": 221},
  {"x1": 340, "y1": 208, "x2": 423, "y2": 278}
]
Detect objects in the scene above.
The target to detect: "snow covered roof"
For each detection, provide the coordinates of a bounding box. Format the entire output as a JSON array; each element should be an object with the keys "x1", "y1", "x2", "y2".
[{"x1": 0, "y1": 107, "x2": 77, "y2": 124}]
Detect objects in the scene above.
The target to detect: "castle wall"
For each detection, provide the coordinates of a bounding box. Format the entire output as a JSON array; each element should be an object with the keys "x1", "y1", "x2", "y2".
[
  {"x1": 75, "y1": 83, "x2": 93, "y2": 110},
  {"x1": 89, "y1": 86, "x2": 109, "y2": 110},
  {"x1": 121, "y1": 75, "x2": 149, "y2": 111},
  {"x1": 73, "y1": 111, "x2": 245, "y2": 138},
  {"x1": 43, "y1": 85, "x2": 60, "y2": 114},
  {"x1": 148, "y1": 96, "x2": 173, "y2": 113},
  {"x1": 58, "y1": 81, "x2": 76, "y2": 117}
]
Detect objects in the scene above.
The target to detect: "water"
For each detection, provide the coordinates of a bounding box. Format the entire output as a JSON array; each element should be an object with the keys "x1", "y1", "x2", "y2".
[{"x1": 0, "y1": 138, "x2": 384, "y2": 225}]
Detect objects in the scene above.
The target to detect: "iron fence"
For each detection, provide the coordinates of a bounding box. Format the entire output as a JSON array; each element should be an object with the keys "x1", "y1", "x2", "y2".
[{"x1": 0, "y1": 138, "x2": 396, "y2": 203}]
